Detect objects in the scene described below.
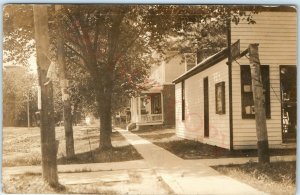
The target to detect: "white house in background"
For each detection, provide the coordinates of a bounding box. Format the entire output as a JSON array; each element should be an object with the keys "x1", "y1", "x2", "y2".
[
  {"x1": 129, "y1": 51, "x2": 197, "y2": 130},
  {"x1": 173, "y1": 7, "x2": 297, "y2": 150}
]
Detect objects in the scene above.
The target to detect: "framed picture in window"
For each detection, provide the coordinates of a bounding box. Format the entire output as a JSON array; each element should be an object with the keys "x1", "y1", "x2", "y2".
[{"x1": 215, "y1": 82, "x2": 225, "y2": 114}]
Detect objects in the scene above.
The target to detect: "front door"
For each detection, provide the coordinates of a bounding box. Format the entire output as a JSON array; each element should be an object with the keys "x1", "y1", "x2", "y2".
[
  {"x1": 204, "y1": 77, "x2": 209, "y2": 137},
  {"x1": 280, "y1": 65, "x2": 297, "y2": 143}
]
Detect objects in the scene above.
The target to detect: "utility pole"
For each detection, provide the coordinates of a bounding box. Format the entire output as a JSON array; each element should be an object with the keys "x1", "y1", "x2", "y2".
[
  {"x1": 33, "y1": 5, "x2": 58, "y2": 186},
  {"x1": 248, "y1": 43, "x2": 270, "y2": 164},
  {"x1": 55, "y1": 5, "x2": 75, "y2": 158},
  {"x1": 226, "y1": 16, "x2": 234, "y2": 151}
]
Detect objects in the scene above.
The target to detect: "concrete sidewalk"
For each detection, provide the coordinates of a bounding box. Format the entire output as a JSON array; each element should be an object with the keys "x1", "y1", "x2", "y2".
[
  {"x1": 3, "y1": 160, "x2": 148, "y2": 175},
  {"x1": 118, "y1": 129, "x2": 267, "y2": 195},
  {"x1": 191, "y1": 155, "x2": 296, "y2": 166}
]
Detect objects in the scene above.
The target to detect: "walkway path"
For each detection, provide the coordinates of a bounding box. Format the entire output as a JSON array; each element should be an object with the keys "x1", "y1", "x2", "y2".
[{"x1": 118, "y1": 129, "x2": 266, "y2": 195}]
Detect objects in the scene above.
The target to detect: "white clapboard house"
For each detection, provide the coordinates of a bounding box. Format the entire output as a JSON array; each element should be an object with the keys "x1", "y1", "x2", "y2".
[{"x1": 173, "y1": 7, "x2": 297, "y2": 149}]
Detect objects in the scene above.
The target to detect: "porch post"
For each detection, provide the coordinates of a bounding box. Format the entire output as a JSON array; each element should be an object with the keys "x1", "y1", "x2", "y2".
[
  {"x1": 130, "y1": 98, "x2": 134, "y2": 122},
  {"x1": 160, "y1": 92, "x2": 164, "y2": 123},
  {"x1": 138, "y1": 97, "x2": 141, "y2": 122}
]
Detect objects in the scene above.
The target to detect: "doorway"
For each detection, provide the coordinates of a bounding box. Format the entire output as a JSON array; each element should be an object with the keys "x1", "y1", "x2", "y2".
[
  {"x1": 204, "y1": 77, "x2": 209, "y2": 137},
  {"x1": 280, "y1": 65, "x2": 297, "y2": 143}
]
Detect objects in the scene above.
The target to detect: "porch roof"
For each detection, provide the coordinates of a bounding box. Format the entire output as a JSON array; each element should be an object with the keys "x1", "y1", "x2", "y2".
[{"x1": 142, "y1": 85, "x2": 163, "y2": 93}]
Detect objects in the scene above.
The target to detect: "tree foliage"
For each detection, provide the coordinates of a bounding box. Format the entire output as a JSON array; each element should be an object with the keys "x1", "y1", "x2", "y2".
[
  {"x1": 3, "y1": 67, "x2": 38, "y2": 126},
  {"x1": 3, "y1": 4, "x2": 259, "y2": 148},
  {"x1": 3, "y1": 5, "x2": 35, "y2": 66}
]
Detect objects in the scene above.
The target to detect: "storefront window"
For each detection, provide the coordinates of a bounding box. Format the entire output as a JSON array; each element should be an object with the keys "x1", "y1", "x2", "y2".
[{"x1": 240, "y1": 65, "x2": 270, "y2": 119}]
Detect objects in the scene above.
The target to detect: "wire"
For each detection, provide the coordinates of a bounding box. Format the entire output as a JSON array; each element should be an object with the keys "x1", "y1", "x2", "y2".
[
  {"x1": 234, "y1": 59, "x2": 241, "y2": 66},
  {"x1": 270, "y1": 84, "x2": 281, "y2": 103}
]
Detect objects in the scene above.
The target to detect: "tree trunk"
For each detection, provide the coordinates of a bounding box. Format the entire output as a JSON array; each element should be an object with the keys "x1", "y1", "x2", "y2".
[
  {"x1": 56, "y1": 5, "x2": 75, "y2": 159},
  {"x1": 97, "y1": 84, "x2": 113, "y2": 150},
  {"x1": 63, "y1": 99, "x2": 75, "y2": 158},
  {"x1": 248, "y1": 43, "x2": 270, "y2": 164},
  {"x1": 33, "y1": 5, "x2": 58, "y2": 186}
]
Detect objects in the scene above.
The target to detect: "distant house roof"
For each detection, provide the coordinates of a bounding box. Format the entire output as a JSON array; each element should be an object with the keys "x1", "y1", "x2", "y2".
[
  {"x1": 173, "y1": 40, "x2": 248, "y2": 84},
  {"x1": 173, "y1": 46, "x2": 228, "y2": 84}
]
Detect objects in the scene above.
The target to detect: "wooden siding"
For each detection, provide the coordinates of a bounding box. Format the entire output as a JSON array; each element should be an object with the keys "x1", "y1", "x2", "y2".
[
  {"x1": 231, "y1": 11, "x2": 297, "y2": 149},
  {"x1": 175, "y1": 60, "x2": 230, "y2": 149}
]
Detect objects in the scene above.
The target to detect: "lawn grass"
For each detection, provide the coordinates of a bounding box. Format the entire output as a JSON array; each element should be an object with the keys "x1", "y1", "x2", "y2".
[
  {"x1": 154, "y1": 139, "x2": 296, "y2": 159},
  {"x1": 2, "y1": 173, "x2": 117, "y2": 194},
  {"x1": 212, "y1": 161, "x2": 296, "y2": 195},
  {"x1": 3, "y1": 127, "x2": 142, "y2": 166},
  {"x1": 132, "y1": 127, "x2": 295, "y2": 159}
]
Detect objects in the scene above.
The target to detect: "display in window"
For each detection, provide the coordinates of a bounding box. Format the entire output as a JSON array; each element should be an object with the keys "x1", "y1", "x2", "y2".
[{"x1": 215, "y1": 82, "x2": 225, "y2": 114}]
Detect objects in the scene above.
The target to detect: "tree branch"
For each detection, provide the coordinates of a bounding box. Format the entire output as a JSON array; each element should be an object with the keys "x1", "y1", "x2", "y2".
[
  {"x1": 65, "y1": 55, "x2": 85, "y2": 69},
  {"x1": 64, "y1": 42, "x2": 87, "y2": 64},
  {"x1": 64, "y1": 8, "x2": 86, "y2": 54},
  {"x1": 93, "y1": 17, "x2": 101, "y2": 52},
  {"x1": 75, "y1": 11, "x2": 94, "y2": 56}
]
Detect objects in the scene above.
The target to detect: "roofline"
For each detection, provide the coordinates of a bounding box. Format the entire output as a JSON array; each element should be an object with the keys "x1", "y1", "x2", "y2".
[{"x1": 173, "y1": 48, "x2": 228, "y2": 84}]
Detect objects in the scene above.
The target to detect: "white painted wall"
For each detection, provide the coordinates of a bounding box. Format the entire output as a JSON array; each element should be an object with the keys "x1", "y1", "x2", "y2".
[{"x1": 175, "y1": 59, "x2": 230, "y2": 149}]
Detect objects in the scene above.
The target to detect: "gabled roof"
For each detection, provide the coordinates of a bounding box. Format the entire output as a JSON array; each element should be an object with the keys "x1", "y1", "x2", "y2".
[{"x1": 173, "y1": 46, "x2": 229, "y2": 84}]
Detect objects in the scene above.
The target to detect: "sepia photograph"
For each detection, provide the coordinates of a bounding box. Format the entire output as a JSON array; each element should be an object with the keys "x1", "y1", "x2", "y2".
[{"x1": 2, "y1": 4, "x2": 297, "y2": 194}]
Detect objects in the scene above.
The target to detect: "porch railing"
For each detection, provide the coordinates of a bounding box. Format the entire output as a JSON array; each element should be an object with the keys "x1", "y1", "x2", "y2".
[{"x1": 140, "y1": 114, "x2": 163, "y2": 123}]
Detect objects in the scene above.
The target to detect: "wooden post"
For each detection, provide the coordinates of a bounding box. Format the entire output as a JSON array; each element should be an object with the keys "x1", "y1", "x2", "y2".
[
  {"x1": 27, "y1": 92, "x2": 30, "y2": 129},
  {"x1": 33, "y1": 5, "x2": 58, "y2": 186},
  {"x1": 55, "y1": 5, "x2": 75, "y2": 158},
  {"x1": 248, "y1": 43, "x2": 270, "y2": 164}
]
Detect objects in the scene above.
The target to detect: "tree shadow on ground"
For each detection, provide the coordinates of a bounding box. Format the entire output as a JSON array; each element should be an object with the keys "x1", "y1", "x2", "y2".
[
  {"x1": 155, "y1": 140, "x2": 296, "y2": 159},
  {"x1": 57, "y1": 145, "x2": 143, "y2": 165}
]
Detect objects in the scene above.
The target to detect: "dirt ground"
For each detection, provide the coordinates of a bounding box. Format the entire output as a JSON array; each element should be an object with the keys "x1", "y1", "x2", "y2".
[{"x1": 3, "y1": 169, "x2": 172, "y2": 194}]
